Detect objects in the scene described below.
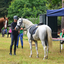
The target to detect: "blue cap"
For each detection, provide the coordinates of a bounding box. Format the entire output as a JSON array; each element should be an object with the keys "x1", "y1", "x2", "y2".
[{"x1": 13, "y1": 16, "x2": 18, "y2": 20}]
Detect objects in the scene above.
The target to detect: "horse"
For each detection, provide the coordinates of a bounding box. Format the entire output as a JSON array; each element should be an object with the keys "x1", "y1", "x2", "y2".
[
  {"x1": 0, "y1": 16, "x2": 9, "y2": 32},
  {"x1": 16, "y1": 18, "x2": 52, "y2": 60}
]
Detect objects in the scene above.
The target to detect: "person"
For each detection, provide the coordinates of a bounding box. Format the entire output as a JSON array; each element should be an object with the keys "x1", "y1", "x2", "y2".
[
  {"x1": 16, "y1": 27, "x2": 24, "y2": 48},
  {"x1": 1, "y1": 27, "x2": 4, "y2": 37},
  {"x1": 9, "y1": 15, "x2": 18, "y2": 55},
  {"x1": 7, "y1": 29, "x2": 12, "y2": 38},
  {"x1": 1, "y1": 27, "x2": 7, "y2": 37},
  {"x1": 60, "y1": 29, "x2": 64, "y2": 50}
]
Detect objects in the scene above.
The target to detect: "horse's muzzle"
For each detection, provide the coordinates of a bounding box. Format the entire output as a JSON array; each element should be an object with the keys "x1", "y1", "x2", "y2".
[{"x1": 16, "y1": 25, "x2": 20, "y2": 31}]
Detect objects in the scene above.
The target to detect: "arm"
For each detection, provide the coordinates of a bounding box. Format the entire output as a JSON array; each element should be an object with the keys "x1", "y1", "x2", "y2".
[
  {"x1": 60, "y1": 33, "x2": 62, "y2": 38},
  {"x1": 11, "y1": 23, "x2": 16, "y2": 31},
  {"x1": 20, "y1": 27, "x2": 23, "y2": 30}
]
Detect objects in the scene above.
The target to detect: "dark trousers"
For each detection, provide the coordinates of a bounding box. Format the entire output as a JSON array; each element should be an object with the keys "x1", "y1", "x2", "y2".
[
  {"x1": 10, "y1": 34, "x2": 18, "y2": 54},
  {"x1": 1, "y1": 29, "x2": 7, "y2": 37}
]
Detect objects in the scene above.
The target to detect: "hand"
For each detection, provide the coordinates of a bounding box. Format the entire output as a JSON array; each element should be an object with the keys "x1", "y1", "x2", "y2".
[
  {"x1": 18, "y1": 31, "x2": 20, "y2": 33},
  {"x1": 60, "y1": 36, "x2": 62, "y2": 38},
  {"x1": 20, "y1": 28, "x2": 23, "y2": 30},
  {"x1": 15, "y1": 27, "x2": 16, "y2": 30}
]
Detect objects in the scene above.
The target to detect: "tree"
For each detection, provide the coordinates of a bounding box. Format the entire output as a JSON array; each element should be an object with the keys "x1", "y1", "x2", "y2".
[
  {"x1": 0, "y1": 0, "x2": 12, "y2": 17},
  {"x1": 46, "y1": 0, "x2": 61, "y2": 9},
  {"x1": 7, "y1": 0, "x2": 47, "y2": 23}
]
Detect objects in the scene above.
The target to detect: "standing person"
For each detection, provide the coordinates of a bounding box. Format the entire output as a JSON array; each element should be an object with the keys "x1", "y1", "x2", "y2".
[
  {"x1": 7, "y1": 29, "x2": 12, "y2": 38},
  {"x1": 1, "y1": 27, "x2": 7, "y2": 37},
  {"x1": 1, "y1": 27, "x2": 4, "y2": 37},
  {"x1": 60, "y1": 29, "x2": 64, "y2": 50},
  {"x1": 9, "y1": 16, "x2": 18, "y2": 55},
  {"x1": 16, "y1": 27, "x2": 24, "y2": 49}
]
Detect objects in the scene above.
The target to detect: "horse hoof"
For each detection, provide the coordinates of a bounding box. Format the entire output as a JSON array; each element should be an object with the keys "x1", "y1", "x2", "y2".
[
  {"x1": 45, "y1": 56, "x2": 48, "y2": 59},
  {"x1": 43, "y1": 56, "x2": 48, "y2": 60},
  {"x1": 29, "y1": 55, "x2": 32, "y2": 58},
  {"x1": 43, "y1": 58, "x2": 45, "y2": 60},
  {"x1": 36, "y1": 54, "x2": 39, "y2": 58},
  {"x1": 36, "y1": 56, "x2": 39, "y2": 58}
]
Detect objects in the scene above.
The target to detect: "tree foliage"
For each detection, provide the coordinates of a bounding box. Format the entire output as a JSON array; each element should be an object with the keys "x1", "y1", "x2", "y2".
[
  {"x1": 0, "y1": 0, "x2": 62, "y2": 25},
  {"x1": 7, "y1": 0, "x2": 47, "y2": 22},
  {"x1": 0, "y1": 0, "x2": 12, "y2": 17},
  {"x1": 46, "y1": 0, "x2": 62, "y2": 9}
]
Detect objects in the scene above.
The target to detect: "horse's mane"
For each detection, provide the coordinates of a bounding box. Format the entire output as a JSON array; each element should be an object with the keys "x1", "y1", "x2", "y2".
[{"x1": 23, "y1": 18, "x2": 34, "y2": 25}]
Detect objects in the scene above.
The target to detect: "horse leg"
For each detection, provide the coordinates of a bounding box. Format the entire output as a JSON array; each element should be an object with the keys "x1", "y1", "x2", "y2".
[
  {"x1": 45, "y1": 40, "x2": 49, "y2": 59},
  {"x1": 60, "y1": 41, "x2": 63, "y2": 50},
  {"x1": 35, "y1": 41, "x2": 39, "y2": 58},
  {"x1": 29, "y1": 40, "x2": 32, "y2": 57},
  {"x1": 41, "y1": 40, "x2": 48, "y2": 60},
  {"x1": 46, "y1": 45, "x2": 49, "y2": 59},
  {"x1": 61, "y1": 44, "x2": 63, "y2": 50},
  {"x1": 43, "y1": 46, "x2": 48, "y2": 60}
]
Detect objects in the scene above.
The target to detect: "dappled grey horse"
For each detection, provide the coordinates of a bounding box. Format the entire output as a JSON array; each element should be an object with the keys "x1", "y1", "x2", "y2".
[{"x1": 16, "y1": 18, "x2": 52, "y2": 60}]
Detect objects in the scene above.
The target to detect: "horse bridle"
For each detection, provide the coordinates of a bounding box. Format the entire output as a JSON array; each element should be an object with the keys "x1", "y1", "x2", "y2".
[{"x1": 16, "y1": 19, "x2": 23, "y2": 29}]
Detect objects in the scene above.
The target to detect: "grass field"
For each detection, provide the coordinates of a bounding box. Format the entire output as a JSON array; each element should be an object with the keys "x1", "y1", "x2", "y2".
[{"x1": 0, "y1": 34, "x2": 64, "y2": 64}]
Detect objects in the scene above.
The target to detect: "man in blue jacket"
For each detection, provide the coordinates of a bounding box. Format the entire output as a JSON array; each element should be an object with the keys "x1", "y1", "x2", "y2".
[{"x1": 9, "y1": 16, "x2": 18, "y2": 55}]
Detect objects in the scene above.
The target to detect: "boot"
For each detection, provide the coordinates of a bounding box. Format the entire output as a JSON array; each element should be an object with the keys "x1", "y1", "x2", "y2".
[
  {"x1": 14, "y1": 46, "x2": 16, "y2": 55},
  {"x1": 9, "y1": 46, "x2": 12, "y2": 55},
  {"x1": 21, "y1": 46, "x2": 23, "y2": 49},
  {"x1": 14, "y1": 51, "x2": 16, "y2": 55},
  {"x1": 7, "y1": 34, "x2": 8, "y2": 38}
]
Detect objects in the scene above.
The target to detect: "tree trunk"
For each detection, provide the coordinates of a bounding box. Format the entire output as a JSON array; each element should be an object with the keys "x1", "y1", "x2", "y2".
[{"x1": 61, "y1": 0, "x2": 64, "y2": 29}]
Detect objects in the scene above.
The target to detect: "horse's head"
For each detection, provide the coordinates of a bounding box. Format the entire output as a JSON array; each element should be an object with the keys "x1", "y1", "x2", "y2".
[
  {"x1": 4, "y1": 16, "x2": 9, "y2": 29},
  {"x1": 16, "y1": 18, "x2": 23, "y2": 30},
  {"x1": 16, "y1": 18, "x2": 34, "y2": 31}
]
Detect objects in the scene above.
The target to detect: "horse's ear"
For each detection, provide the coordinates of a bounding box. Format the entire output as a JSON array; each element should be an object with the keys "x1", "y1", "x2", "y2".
[
  {"x1": 4, "y1": 15, "x2": 6, "y2": 19},
  {"x1": 21, "y1": 17, "x2": 23, "y2": 19},
  {"x1": 4, "y1": 16, "x2": 6, "y2": 19},
  {"x1": 18, "y1": 17, "x2": 19, "y2": 19}
]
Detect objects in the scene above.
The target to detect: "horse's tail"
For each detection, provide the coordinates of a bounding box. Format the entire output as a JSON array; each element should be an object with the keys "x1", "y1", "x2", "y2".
[{"x1": 46, "y1": 26, "x2": 52, "y2": 49}]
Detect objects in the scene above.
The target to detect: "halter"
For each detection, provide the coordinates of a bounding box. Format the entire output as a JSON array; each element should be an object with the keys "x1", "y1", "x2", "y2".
[{"x1": 16, "y1": 19, "x2": 23, "y2": 29}]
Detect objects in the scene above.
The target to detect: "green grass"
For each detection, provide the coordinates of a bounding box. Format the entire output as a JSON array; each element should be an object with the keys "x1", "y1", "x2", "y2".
[{"x1": 0, "y1": 34, "x2": 64, "y2": 64}]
